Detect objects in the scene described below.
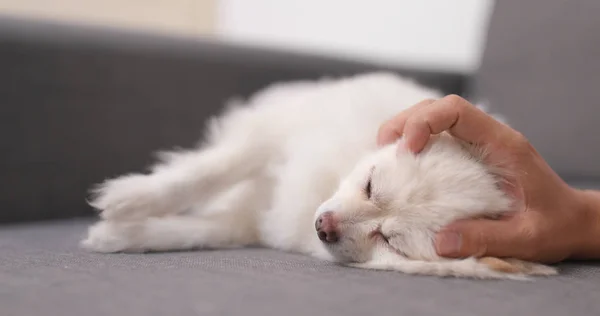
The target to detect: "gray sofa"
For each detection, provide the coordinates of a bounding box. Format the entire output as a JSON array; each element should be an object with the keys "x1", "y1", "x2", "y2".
[{"x1": 2, "y1": 1, "x2": 600, "y2": 315}]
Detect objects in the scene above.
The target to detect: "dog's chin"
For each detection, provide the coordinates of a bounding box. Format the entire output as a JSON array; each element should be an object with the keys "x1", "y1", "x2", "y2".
[
  {"x1": 323, "y1": 249, "x2": 355, "y2": 264},
  {"x1": 318, "y1": 240, "x2": 370, "y2": 264}
]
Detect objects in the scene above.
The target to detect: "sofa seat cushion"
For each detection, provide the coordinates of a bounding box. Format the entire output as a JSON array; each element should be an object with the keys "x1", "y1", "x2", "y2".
[{"x1": 2, "y1": 218, "x2": 600, "y2": 316}]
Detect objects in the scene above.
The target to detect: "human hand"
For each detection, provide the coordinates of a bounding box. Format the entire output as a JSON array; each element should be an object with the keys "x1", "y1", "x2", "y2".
[{"x1": 377, "y1": 95, "x2": 600, "y2": 263}]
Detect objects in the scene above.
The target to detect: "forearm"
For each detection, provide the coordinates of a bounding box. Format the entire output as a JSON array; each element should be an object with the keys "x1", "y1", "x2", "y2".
[{"x1": 572, "y1": 189, "x2": 600, "y2": 260}]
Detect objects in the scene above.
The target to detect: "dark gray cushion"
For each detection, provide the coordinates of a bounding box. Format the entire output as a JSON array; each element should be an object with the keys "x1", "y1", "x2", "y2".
[
  {"x1": 2, "y1": 219, "x2": 600, "y2": 316},
  {"x1": 0, "y1": 15, "x2": 466, "y2": 224},
  {"x1": 472, "y1": 0, "x2": 600, "y2": 180}
]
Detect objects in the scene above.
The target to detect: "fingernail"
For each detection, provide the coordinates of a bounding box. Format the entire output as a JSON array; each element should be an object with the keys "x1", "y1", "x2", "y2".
[
  {"x1": 402, "y1": 137, "x2": 420, "y2": 154},
  {"x1": 397, "y1": 137, "x2": 406, "y2": 147},
  {"x1": 395, "y1": 138, "x2": 407, "y2": 155},
  {"x1": 435, "y1": 231, "x2": 462, "y2": 256}
]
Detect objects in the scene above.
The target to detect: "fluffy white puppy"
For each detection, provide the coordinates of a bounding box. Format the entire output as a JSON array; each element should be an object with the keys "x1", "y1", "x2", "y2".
[{"x1": 81, "y1": 72, "x2": 557, "y2": 280}]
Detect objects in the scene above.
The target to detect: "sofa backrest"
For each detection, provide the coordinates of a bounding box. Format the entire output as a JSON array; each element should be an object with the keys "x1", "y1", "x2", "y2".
[
  {"x1": 0, "y1": 15, "x2": 466, "y2": 223},
  {"x1": 471, "y1": 0, "x2": 600, "y2": 181}
]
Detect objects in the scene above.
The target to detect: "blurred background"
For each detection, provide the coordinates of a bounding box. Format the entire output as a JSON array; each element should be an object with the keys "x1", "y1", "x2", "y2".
[
  {"x1": 3, "y1": 3, "x2": 600, "y2": 314},
  {"x1": 0, "y1": 0, "x2": 495, "y2": 74},
  {"x1": 4, "y1": 0, "x2": 598, "y2": 221}
]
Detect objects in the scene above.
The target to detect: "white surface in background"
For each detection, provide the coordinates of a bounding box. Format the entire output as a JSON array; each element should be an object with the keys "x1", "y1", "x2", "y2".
[
  {"x1": 0, "y1": 0, "x2": 217, "y2": 36},
  {"x1": 216, "y1": 0, "x2": 496, "y2": 74}
]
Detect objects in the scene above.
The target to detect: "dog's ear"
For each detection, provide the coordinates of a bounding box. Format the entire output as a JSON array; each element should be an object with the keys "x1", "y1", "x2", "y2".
[
  {"x1": 478, "y1": 257, "x2": 558, "y2": 276},
  {"x1": 479, "y1": 257, "x2": 523, "y2": 273}
]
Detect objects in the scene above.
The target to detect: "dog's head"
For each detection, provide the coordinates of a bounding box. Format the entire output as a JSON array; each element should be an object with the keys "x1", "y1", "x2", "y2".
[{"x1": 314, "y1": 133, "x2": 512, "y2": 263}]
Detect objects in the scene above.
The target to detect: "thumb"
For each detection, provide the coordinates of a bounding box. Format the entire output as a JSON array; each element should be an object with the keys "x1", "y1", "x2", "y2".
[{"x1": 434, "y1": 218, "x2": 524, "y2": 259}]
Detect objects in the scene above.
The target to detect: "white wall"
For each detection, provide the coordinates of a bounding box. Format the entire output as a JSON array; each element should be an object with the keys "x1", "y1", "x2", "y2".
[
  {"x1": 217, "y1": 0, "x2": 496, "y2": 74},
  {"x1": 0, "y1": 0, "x2": 495, "y2": 73},
  {"x1": 0, "y1": 0, "x2": 217, "y2": 37}
]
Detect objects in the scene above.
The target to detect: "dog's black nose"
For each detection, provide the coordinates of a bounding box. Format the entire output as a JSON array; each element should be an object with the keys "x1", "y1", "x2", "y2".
[{"x1": 315, "y1": 211, "x2": 339, "y2": 243}]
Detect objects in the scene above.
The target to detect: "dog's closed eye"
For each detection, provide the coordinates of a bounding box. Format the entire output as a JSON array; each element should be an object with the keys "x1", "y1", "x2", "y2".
[
  {"x1": 383, "y1": 234, "x2": 410, "y2": 258},
  {"x1": 365, "y1": 178, "x2": 372, "y2": 199},
  {"x1": 364, "y1": 166, "x2": 375, "y2": 200}
]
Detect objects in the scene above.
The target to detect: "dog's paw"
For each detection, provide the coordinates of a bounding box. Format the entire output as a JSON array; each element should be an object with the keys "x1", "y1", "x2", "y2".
[
  {"x1": 80, "y1": 221, "x2": 143, "y2": 253},
  {"x1": 88, "y1": 174, "x2": 166, "y2": 220}
]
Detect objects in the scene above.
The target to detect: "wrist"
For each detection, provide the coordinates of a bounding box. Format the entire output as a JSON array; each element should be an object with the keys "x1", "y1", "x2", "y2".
[{"x1": 571, "y1": 188, "x2": 600, "y2": 260}]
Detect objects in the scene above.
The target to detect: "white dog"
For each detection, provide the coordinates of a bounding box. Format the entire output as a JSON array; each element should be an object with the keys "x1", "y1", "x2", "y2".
[{"x1": 81, "y1": 72, "x2": 557, "y2": 280}]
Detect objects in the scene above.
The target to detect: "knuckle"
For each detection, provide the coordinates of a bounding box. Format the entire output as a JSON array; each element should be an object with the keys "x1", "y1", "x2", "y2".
[
  {"x1": 417, "y1": 109, "x2": 433, "y2": 124},
  {"x1": 519, "y1": 220, "x2": 539, "y2": 240},
  {"x1": 404, "y1": 114, "x2": 422, "y2": 129},
  {"x1": 474, "y1": 230, "x2": 488, "y2": 256},
  {"x1": 421, "y1": 98, "x2": 437, "y2": 105},
  {"x1": 516, "y1": 219, "x2": 542, "y2": 259},
  {"x1": 407, "y1": 114, "x2": 431, "y2": 135},
  {"x1": 442, "y1": 94, "x2": 467, "y2": 109}
]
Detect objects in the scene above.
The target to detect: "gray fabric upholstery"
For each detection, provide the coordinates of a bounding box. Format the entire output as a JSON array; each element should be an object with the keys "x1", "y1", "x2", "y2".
[
  {"x1": 0, "y1": 15, "x2": 466, "y2": 224},
  {"x1": 472, "y1": 0, "x2": 600, "y2": 180},
  {"x1": 2, "y1": 219, "x2": 600, "y2": 316},
  {"x1": 3, "y1": 5, "x2": 600, "y2": 316}
]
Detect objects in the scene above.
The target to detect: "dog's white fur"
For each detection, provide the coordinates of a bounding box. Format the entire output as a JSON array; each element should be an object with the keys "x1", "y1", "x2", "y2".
[{"x1": 81, "y1": 72, "x2": 557, "y2": 280}]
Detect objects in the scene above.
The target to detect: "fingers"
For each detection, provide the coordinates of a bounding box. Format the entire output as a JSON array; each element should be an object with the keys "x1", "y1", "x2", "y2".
[
  {"x1": 434, "y1": 217, "x2": 532, "y2": 259},
  {"x1": 376, "y1": 99, "x2": 436, "y2": 146},
  {"x1": 378, "y1": 95, "x2": 516, "y2": 153}
]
